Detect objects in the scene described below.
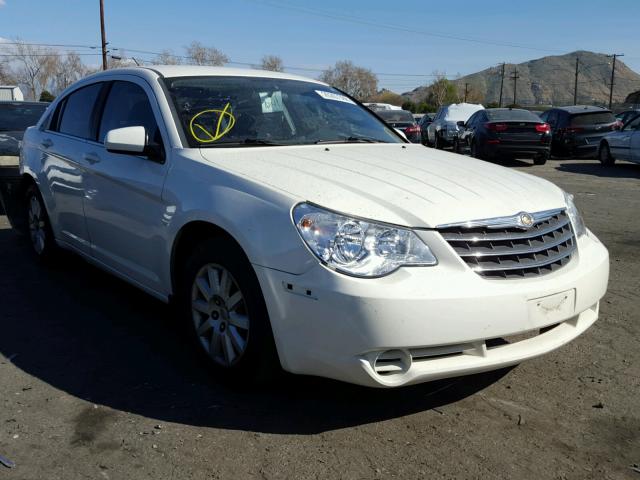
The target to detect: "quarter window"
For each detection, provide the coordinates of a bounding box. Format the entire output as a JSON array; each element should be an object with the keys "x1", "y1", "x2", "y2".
[
  {"x1": 98, "y1": 81, "x2": 162, "y2": 145},
  {"x1": 57, "y1": 83, "x2": 104, "y2": 139}
]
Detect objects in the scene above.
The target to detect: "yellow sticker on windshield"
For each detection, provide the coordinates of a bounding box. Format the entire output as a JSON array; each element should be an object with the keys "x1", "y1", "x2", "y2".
[{"x1": 189, "y1": 102, "x2": 236, "y2": 143}]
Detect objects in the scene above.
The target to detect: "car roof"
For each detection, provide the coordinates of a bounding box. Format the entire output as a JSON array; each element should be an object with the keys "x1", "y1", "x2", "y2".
[
  {"x1": 82, "y1": 65, "x2": 327, "y2": 86},
  {"x1": 552, "y1": 105, "x2": 611, "y2": 114}
]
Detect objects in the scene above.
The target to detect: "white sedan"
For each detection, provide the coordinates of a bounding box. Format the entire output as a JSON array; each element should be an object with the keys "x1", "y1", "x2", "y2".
[{"x1": 12, "y1": 66, "x2": 609, "y2": 387}]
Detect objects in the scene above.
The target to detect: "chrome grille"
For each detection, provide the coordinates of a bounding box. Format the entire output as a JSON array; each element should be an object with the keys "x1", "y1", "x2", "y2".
[{"x1": 438, "y1": 209, "x2": 576, "y2": 279}]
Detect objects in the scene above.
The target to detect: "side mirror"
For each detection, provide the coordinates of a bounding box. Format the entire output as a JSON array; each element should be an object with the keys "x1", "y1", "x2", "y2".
[
  {"x1": 105, "y1": 126, "x2": 146, "y2": 154},
  {"x1": 394, "y1": 128, "x2": 408, "y2": 141},
  {"x1": 456, "y1": 120, "x2": 465, "y2": 127}
]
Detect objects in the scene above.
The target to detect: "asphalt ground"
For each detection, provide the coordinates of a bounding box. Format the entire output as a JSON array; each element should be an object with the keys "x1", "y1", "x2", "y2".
[{"x1": 0, "y1": 157, "x2": 638, "y2": 479}]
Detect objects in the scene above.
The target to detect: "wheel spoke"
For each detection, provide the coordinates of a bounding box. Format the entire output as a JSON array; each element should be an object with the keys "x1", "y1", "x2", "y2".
[
  {"x1": 219, "y1": 269, "x2": 232, "y2": 298},
  {"x1": 228, "y1": 311, "x2": 249, "y2": 331},
  {"x1": 228, "y1": 326, "x2": 246, "y2": 353},
  {"x1": 226, "y1": 291, "x2": 243, "y2": 310},
  {"x1": 209, "y1": 329, "x2": 222, "y2": 358},
  {"x1": 222, "y1": 333, "x2": 235, "y2": 364},
  {"x1": 196, "y1": 317, "x2": 214, "y2": 335},
  {"x1": 207, "y1": 266, "x2": 220, "y2": 295},
  {"x1": 195, "y1": 277, "x2": 212, "y2": 300},
  {"x1": 192, "y1": 299, "x2": 210, "y2": 315}
]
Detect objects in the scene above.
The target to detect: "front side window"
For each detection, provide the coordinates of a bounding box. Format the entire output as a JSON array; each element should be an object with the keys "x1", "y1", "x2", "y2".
[
  {"x1": 57, "y1": 83, "x2": 104, "y2": 139},
  {"x1": 163, "y1": 76, "x2": 401, "y2": 147},
  {"x1": 98, "y1": 81, "x2": 161, "y2": 145},
  {"x1": 625, "y1": 114, "x2": 640, "y2": 130}
]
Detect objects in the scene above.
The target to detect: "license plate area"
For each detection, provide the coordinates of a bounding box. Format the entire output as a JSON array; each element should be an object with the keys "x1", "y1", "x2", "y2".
[{"x1": 527, "y1": 289, "x2": 576, "y2": 327}]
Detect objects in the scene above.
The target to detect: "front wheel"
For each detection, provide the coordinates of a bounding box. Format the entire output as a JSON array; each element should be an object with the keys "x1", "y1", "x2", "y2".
[
  {"x1": 179, "y1": 237, "x2": 279, "y2": 384},
  {"x1": 598, "y1": 143, "x2": 615, "y2": 166}
]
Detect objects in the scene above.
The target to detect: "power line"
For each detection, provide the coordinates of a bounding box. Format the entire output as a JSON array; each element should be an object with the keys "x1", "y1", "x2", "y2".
[{"x1": 241, "y1": 0, "x2": 566, "y2": 53}]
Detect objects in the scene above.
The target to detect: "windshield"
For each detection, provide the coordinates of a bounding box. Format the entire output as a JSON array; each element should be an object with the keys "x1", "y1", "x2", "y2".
[
  {"x1": 0, "y1": 103, "x2": 47, "y2": 131},
  {"x1": 163, "y1": 76, "x2": 402, "y2": 147}
]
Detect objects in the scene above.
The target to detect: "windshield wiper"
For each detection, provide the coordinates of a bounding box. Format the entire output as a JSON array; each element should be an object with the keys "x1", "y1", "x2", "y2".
[
  {"x1": 202, "y1": 138, "x2": 285, "y2": 147},
  {"x1": 315, "y1": 136, "x2": 384, "y2": 144}
]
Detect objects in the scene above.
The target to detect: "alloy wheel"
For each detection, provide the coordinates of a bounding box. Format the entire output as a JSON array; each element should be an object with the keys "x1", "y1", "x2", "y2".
[
  {"x1": 28, "y1": 195, "x2": 46, "y2": 255},
  {"x1": 191, "y1": 263, "x2": 250, "y2": 367}
]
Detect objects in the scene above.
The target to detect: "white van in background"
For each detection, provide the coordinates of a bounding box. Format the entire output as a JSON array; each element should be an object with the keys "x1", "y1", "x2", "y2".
[{"x1": 0, "y1": 86, "x2": 25, "y2": 102}]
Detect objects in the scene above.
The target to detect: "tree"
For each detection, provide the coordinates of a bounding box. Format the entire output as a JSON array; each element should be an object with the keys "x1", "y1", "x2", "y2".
[
  {"x1": 402, "y1": 101, "x2": 416, "y2": 112},
  {"x1": 8, "y1": 40, "x2": 58, "y2": 100},
  {"x1": 369, "y1": 90, "x2": 404, "y2": 106},
  {"x1": 153, "y1": 49, "x2": 182, "y2": 65},
  {"x1": 185, "y1": 41, "x2": 229, "y2": 66},
  {"x1": 39, "y1": 90, "x2": 55, "y2": 102},
  {"x1": 426, "y1": 73, "x2": 460, "y2": 108},
  {"x1": 319, "y1": 60, "x2": 378, "y2": 101},
  {"x1": 260, "y1": 55, "x2": 284, "y2": 72},
  {"x1": 52, "y1": 52, "x2": 94, "y2": 93}
]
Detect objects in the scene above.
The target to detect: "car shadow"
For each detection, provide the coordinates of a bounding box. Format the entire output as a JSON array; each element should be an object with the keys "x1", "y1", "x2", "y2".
[
  {"x1": 0, "y1": 226, "x2": 512, "y2": 435},
  {"x1": 556, "y1": 161, "x2": 640, "y2": 179}
]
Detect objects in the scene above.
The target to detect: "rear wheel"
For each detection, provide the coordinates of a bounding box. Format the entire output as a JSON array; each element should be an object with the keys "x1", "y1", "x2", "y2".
[
  {"x1": 470, "y1": 140, "x2": 484, "y2": 160},
  {"x1": 179, "y1": 236, "x2": 279, "y2": 384},
  {"x1": 598, "y1": 143, "x2": 615, "y2": 166},
  {"x1": 434, "y1": 132, "x2": 442, "y2": 149},
  {"x1": 533, "y1": 153, "x2": 548, "y2": 165},
  {"x1": 25, "y1": 184, "x2": 58, "y2": 261}
]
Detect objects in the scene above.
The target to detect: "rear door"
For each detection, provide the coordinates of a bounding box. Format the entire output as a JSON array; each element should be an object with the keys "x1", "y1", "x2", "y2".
[
  {"x1": 569, "y1": 111, "x2": 617, "y2": 147},
  {"x1": 81, "y1": 78, "x2": 171, "y2": 295},
  {"x1": 39, "y1": 82, "x2": 106, "y2": 253}
]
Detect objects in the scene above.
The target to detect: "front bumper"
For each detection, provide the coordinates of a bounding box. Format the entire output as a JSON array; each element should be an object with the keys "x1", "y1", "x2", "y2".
[{"x1": 254, "y1": 231, "x2": 609, "y2": 387}]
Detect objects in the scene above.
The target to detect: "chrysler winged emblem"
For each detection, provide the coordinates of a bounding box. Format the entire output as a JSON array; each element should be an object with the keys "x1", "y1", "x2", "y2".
[{"x1": 518, "y1": 212, "x2": 534, "y2": 228}]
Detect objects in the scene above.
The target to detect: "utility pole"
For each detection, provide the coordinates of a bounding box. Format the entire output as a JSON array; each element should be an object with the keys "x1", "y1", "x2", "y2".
[
  {"x1": 510, "y1": 68, "x2": 520, "y2": 106},
  {"x1": 607, "y1": 53, "x2": 624, "y2": 109},
  {"x1": 573, "y1": 56, "x2": 579, "y2": 105},
  {"x1": 99, "y1": 0, "x2": 108, "y2": 70},
  {"x1": 464, "y1": 83, "x2": 469, "y2": 103},
  {"x1": 498, "y1": 63, "x2": 505, "y2": 107}
]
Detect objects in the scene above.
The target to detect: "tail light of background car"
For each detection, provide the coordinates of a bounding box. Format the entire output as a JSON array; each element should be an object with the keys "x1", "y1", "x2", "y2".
[
  {"x1": 484, "y1": 123, "x2": 509, "y2": 132},
  {"x1": 405, "y1": 125, "x2": 421, "y2": 134},
  {"x1": 535, "y1": 123, "x2": 551, "y2": 133}
]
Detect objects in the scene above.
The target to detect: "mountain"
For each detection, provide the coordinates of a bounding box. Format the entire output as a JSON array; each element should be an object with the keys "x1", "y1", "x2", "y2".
[{"x1": 402, "y1": 51, "x2": 640, "y2": 107}]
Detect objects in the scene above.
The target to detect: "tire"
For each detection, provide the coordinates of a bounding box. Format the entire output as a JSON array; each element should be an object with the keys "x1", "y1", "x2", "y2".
[
  {"x1": 598, "y1": 143, "x2": 615, "y2": 166},
  {"x1": 470, "y1": 140, "x2": 484, "y2": 160},
  {"x1": 434, "y1": 132, "x2": 442, "y2": 149},
  {"x1": 25, "y1": 184, "x2": 58, "y2": 262},
  {"x1": 179, "y1": 236, "x2": 279, "y2": 384},
  {"x1": 452, "y1": 138, "x2": 460, "y2": 154},
  {"x1": 533, "y1": 154, "x2": 548, "y2": 165}
]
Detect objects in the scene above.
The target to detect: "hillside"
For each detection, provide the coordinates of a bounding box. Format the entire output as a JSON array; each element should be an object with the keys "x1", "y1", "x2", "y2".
[{"x1": 403, "y1": 51, "x2": 640, "y2": 106}]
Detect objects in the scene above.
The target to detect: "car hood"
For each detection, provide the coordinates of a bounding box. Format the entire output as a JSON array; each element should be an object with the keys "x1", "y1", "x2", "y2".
[
  {"x1": 199, "y1": 144, "x2": 566, "y2": 228},
  {"x1": 0, "y1": 130, "x2": 23, "y2": 156}
]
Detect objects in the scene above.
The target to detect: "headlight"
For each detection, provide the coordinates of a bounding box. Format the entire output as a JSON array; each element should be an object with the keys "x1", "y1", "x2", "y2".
[
  {"x1": 292, "y1": 203, "x2": 437, "y2": 277},
  {"x1": 564, "y1": 191, "x2": 586, "y2": 237}
]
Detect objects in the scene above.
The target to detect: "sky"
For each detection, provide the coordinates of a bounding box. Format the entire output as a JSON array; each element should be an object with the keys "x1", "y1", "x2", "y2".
[{"x1": 1, "y1": 0, "x2": 639, "y2": 93}]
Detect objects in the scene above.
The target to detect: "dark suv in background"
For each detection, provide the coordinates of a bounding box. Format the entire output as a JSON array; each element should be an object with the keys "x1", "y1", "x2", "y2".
[
  {"x1": 540, "y1": 106, "x2": 620, "y2": 158},
  {"x1": 376, "y1": 109, "x2": 422, "y2": 143}
]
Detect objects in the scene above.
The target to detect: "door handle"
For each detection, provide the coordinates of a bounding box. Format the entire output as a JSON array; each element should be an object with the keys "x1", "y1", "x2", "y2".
[
  {"x1": 41, "y1": 138, "x2": 53, "y2": 148},
  {"x1": 83, "y1": 153, "x2": 101, "y2": 165}
]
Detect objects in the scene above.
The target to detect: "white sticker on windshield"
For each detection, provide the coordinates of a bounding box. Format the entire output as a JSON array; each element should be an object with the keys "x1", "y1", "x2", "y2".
[
  {"x1": 315, "y1": 90, "x2": 355, "y2": 105},
  {"x1": 260, "y1": 91, "x2": 284, "y2": 113}
]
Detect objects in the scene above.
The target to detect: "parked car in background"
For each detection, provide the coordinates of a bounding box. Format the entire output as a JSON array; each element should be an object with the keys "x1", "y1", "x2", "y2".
[
  {"x1": 0, "y1": 101, "x2": 49, "y2": 215},
  {"x1": 454, "y1": 108, "x2": 551, "y2": 165},
  {"x1": 377, "y1": 109, "x2": 422, "y2": 143},
  {"x1": 427, "y1": 103, "x2": 484, "y2": 149},
  {"x1": 6, "y1": 66, "x2": 609, "y2": 388},
  {"x1": 615, "y1": 109, "x2": 640, "y2": 125},
  {"x1": 364, "y1": 102, "x2": 402, "y2": 112},
  {"x1": 539, "y1": 106, "x2": 620, "y2": 158},
  {"x1": 418, "y1": 113, "x2": 434, "y2": 145},
  {"x1": 598, "y1": 112, "x2": 640, "y2": 166}
]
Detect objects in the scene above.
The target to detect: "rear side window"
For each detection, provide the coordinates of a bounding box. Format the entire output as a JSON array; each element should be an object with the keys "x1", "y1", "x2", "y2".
[
  {"x1": 377, "y1": 110, "x2": 415, "y2": 123},
  {"x1": 57, "y1": 83, "x2": 104, "y2": 139},
  {"x1": 485, "y1": 109, "x2": 540, "y2": 122},
  {"x1": 570, "y1": 112, "x2": 616, "y2": 126},
  {"x1": 98, "y1": 81, "x2": 161, "y2": 144}
]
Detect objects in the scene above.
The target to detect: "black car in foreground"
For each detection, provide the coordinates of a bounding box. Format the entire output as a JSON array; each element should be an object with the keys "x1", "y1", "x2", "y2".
[
  {"x1": 454, "y1": 108, "x2": 551, "y2": 165},
  {"x1": 539, "y1": 105, "x2": 620, "y2": 158},
  {"x1": 377, "y1": 109, "x2": 422, "y2": 143},
  {"x1": 0, "y1": 101, "x2": 49, "y2": 214}
]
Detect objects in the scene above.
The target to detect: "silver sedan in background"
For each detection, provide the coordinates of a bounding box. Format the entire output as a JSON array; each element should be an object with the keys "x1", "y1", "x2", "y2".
[{"x1": 598, "y1": 113, "x2": 640, "y2": 165}]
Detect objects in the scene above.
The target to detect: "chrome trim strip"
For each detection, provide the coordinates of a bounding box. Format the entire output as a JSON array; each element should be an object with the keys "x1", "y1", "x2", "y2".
[
  {"x1": 441, "y1": 216, "x2": 571, "y2": 242},
  {"x1": 470, "y1": 243, "x2": 576, "y2": 272},
  {"x1": 436, "y1": 208, "x2": 565, "y2": 230},
  {"x1": 456, "y1": 230, "x2": 574, "y2": 257}
]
